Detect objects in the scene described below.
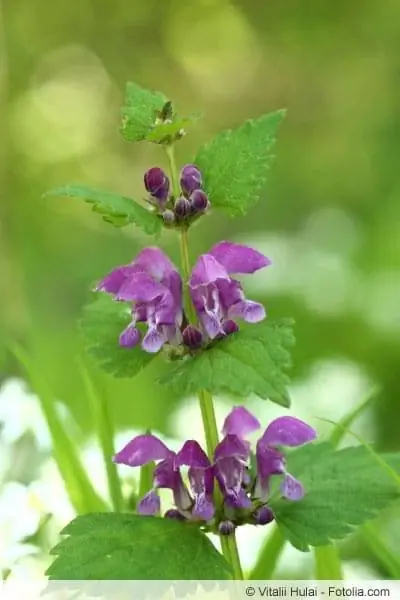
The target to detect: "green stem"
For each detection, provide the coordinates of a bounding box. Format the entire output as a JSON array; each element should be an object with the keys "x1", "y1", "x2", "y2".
[
  {"x1": 249, "y1": 525, "x2": 285, "y2": 580},
  {"x1": 314, "y1": 545, "x2": 343, "y2": 580},
  {"x1": 166, "y1": 144, "x2": 244, "y2": 580}
]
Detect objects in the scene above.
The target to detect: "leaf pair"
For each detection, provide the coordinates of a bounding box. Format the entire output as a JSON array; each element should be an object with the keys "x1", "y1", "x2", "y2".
[
  {"x1": 81, "y1": 294, "x2": 294, "y2": 407},
  {"x1": 45, "y1": 83, "x2": 284, "y2": 233},
  {"x1": 47, "y1": 443, "x2": 400, "y2": 580}
]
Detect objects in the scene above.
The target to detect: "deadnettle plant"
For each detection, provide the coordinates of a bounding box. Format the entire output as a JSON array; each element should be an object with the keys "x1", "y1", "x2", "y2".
[
  {"x1": 113, "y1": 406, "x2": 316, "y2": 534},
  {"x1": 46, "y1": 89, "x2": 352, "y2": 583}
]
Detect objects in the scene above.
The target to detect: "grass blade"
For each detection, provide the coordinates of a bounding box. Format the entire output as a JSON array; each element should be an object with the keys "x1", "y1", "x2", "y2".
[
  {"x1": 79, "y1": 362, "x2": 124, "y2": 512},
  {"x1": 362, "y1": 522, "x2": 400, "y2": 578},
  {"x1": 11, "y1": 345, "x2": 108, "y2": 514}
]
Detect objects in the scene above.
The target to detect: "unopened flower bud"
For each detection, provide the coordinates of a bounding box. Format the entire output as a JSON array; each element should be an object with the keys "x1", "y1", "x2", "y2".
[
  {"x1": 144, "y1": 167, "x2": 170, "y2": 202},
  {"x1": 218, "y1": 520, "x2": 236, "y2": 536},
  {"x1": 164, "y1": 509, "x2": 186, "y2": 521},
  {"x1": 222, "y1": 320, "x2": 239, "y2": 335},
  {"x1": 183, "y1": 325, "x2": 203, "y2": 350},
  {"x1": 254, "y1": 506, "x2": 274, "y2": 526},
  {"x1": 180, "y1": 164, "x2": 202, "y2": 195},
  {"x1": 190, "y1": 190, "x2": 209, "y2": 213},
  {"x1": 162, "y1": 210, "x2": 175, "y2": 226},
  {"x1": 174, "y1": 197, "x2": 191, "y2": 221}
]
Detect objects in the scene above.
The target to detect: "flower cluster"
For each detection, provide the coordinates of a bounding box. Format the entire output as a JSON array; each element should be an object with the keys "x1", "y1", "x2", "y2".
[
  {"x1": 114, "y1": 406, "x2": 316, "y2": 534},
  {"x1": 96, "y1": 242, "x2": 271, "y2": 354},
  {"x1": 144, "y1": 164, "x2": 209, "y2": 227}
]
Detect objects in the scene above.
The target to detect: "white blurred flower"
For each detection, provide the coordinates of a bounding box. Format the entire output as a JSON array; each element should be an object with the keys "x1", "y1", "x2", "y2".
[
  {"x1": 0, "y1": 482, "x2": 42, "y2": 571},
  {"x1": 0, "y1": 378, "x2": 73, "y2": 452}
]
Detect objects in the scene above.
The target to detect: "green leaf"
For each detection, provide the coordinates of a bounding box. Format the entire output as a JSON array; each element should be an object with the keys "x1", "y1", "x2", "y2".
[
  {"x1": 271, "y1": 444, "x2": 400, "y2": 551},
  {"x1": 146, "y1": 115, "x2": 201, "y2": 144},
  {"x1": 120, "y1": 82, "x2": 167, "y2": 142},
  {"x1": 157, "y1": 319, "x2": 294, "y2": 407},
  {"x1": 47, "y1": 513, "x2": 231, "y2": 580},
  {"x1": 195, "y1": 110, "x2": 285, "y2": 216},
  {"x1": 44, "y1": 185, "x2": 162, "y2": 234},
  {"x1": 81, "y1": 294, "x2": 156, "y2": 378}
]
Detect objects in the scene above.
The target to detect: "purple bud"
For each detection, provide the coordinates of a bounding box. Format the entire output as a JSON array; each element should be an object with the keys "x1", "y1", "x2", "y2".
[
  {"x1": 144, "y1": 167, "x2": 170, "y2": 202},
  {"x1": 218, "y1": 520, "x2": 236, "y2": 536},
  {"x1": 174, "y1": 197, "x2": 191, "y2": 221},
  {"x1": 190, "y1": 190, "x2": 209, "y2": 213},
  {"x1": 182, "y1": 325, "x2": 203, "y2": 350},
  {"x1": 162, "y1": 210, "x2": 175, "y2": 226},
  {"x1": 254, "y1": 506, "x2": 274, "y2": 526},
  {"x1": 164, "y1": 509, "x2": 186, "y2": 521},
  {"x1": 222, "y1": 320, "x2": 239, "y2": 336},
  {"x1": 180, "y1": 164, "x2": 202, "y2": 195}
]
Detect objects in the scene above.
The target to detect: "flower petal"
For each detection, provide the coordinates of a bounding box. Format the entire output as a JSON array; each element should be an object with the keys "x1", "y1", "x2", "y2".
[
  {"x1": 132, "y1": 247, "x2": 178, "y2": 281},
  {"x1": 262, "y1": 417, "x2": 317, "y2": 448},
  {"x1": 192, "y1": 495, "x2": 215, "y2": 521},
  {"x1": 199, "y1": 310, "x2": 224, "y2": 340},
  {"x1": 96, "y1": 265, "x2": 136, "y2": 294},
  {"x1": 189, "y1": 255, "x2": 230, "y2": 288},
  {"x1": 209, "y1": 241, "x2": 271, "y2": 275},
  {"x1": 216, "y1": 456, "x2": 251, "y2": 509},
  {"x1": 214, "y1": 435, "x2": 250, "y2": 462},
  {"x1": 137, "y1": 491, "x2": 160, "y2": 515},
  {"x1": 141, "y1": 326, "x2": 166, "y2": 353},
  {"x1": 119, "y1": 325, "x2": 141, "y2": 348},
  {"x1": 113, "y1": 434, "x2": 172, "y2": 466},
  {"x1": 256, "y1": 444, "x2": 285, "y2": 479},
  {"x1": 254, "y1": 445, "x2": 285, "y2": 502},
  {"x1": 116, "y1": 272, "x2": 167, "y2": 303},
  {"x1": 222, "y1": 406, "x2": 261, "y2": 438},
  {"x1": 228, "y1": 300, "x2": 266, "y2": 323},
  {"x1": 281, "y1": 473, "x2": 304, "y2": 501},
  {"x1": 175, "y1": 441, "x2": 210, "y2": 469}
]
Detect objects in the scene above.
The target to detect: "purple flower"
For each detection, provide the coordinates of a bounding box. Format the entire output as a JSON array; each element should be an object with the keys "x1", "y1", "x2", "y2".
[
  {"x1": 189, "y1": 241, "x2": 271, "y2": 340},
  {"x1": 114, "y1": 434, "x2": 215, "y2": 522},
  {"x1": 96, "y1": 247, "x2": 183, "y2": 353},
  {"x1": 221, "y1": 406, "x2": 317, "y2": 503},
  {"x1": 144, "y1": 167, "x2": 170, "y2": 205},
  {"x1": 175, "y1": 441, "x2": 215, "y2": 521},
  {"x1": 180, "y1": 164, "x2": 202, "y2": 195},
  {"x1": 174, "y1": 197, "x2": 192, "y2": 221}
]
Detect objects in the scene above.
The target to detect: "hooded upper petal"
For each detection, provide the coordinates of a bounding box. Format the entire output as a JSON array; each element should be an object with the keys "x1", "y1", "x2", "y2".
[
  {"x1": 222, "y1": 406, "x2": 261, "y2": 438},
  {"x1": 175, "y1": 440, "x2": 210, "y2": 469},
  {"x1": 113, "y1": 434, "x2": 173, "y2": 467},
  {"x1": 132, "y1": 247, "x2": 178, "y2": 282},
  {"x1": 261, "y1": 417, "x2": 317, "y2": 448},
  {"x1": 214, "y1": 434, "x2": 250, "y2": 462},
  {"x1": 189, "y1": 255, "x2": 230, "y2": 288},
  {"x1": 96, "y1": 265, "x2": 137, "y2": 294},
  {"x1": 115, "y1": 272, "x2": 168, "y2": 303},
  {"x1": 209, "y1": 242, "x2": 271, "y2": 275}
]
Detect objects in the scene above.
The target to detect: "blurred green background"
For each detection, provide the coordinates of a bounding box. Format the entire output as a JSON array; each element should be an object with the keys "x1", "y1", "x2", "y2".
[{"x1": 1, "y1": 0, "x2": 400, "y2": 578}]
